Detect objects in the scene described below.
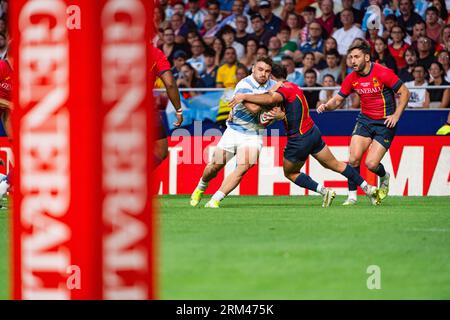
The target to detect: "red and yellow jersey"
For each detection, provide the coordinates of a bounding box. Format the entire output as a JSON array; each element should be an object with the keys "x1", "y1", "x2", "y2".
[
  {"x1": 0, "y1": 59, "x2": 12, "y2": 104},
  {"x1": 276, "y1": 81, "x2": 314, "y2": 137},
  {"x1": 338, "y1": 63, "x2": 403, "y2": 120},
  {"x1": 150, "y1": 46, "x2": 171, "y2": 88}
]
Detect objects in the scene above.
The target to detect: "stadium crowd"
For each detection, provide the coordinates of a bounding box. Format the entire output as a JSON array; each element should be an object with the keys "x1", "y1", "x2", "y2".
[{"x1": 154, "y1": 0, "x2": 450, "y2": 114}]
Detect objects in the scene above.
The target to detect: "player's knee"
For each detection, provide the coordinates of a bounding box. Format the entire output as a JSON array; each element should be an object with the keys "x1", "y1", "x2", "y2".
[
  {"x1": 365, "y1": 159, "x2": 379, "y2": 171},
  {"x1": 348, "y1": 157, "x2": 361, "y2": 167},
  {"x1": 284, "y1": 171, "x2": 297, "y2": 182}
]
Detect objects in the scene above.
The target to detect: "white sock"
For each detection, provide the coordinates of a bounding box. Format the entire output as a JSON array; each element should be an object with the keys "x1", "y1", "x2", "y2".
[
  {"x1": 197, "y1": 178, "x2": 209, "y2": 191},
  {"x1": 212, "y1": 191, "x2": 225, "y2": 202},
  {"x1": 0, "y1": 180, "x2": 9, "y2": 198},
  {"x1": 360, "y1": 181, "x2": 371, "y2": 195},
  {"x1": 348, "y1": 190, "x2": 357, "y2": 200},
  {"x1": 316, "y1": 183, "x2": 326, "y2": 195}
]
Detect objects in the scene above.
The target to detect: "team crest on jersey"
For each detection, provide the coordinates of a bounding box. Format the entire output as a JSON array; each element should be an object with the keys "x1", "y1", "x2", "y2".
[
  {"x1": 352, "y1": 81, "x2": 359, "y2": 87},
  {"x1": 373, "y1": 77, "x2": 380, "y2": 87}
]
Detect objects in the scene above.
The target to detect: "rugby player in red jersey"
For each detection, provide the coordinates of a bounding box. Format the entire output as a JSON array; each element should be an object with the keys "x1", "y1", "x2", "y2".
[
  {"x1": 0, "y1": 58, "x2": 12, "y2": 201},
  {"x1": 229, "y1": 64, "x2": 381, "y2": 207},
  {"x1": 150, "y1": 46, "x2": 183, "y2": 167},
  {"x1": 317, "y1": 41, "x2": 410, "y2": 205}
]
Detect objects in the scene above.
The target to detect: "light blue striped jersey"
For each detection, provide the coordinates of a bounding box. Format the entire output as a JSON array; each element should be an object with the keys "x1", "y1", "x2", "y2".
[{"x1": 227, "y1": 75, "x2": 277, "y2": 134}]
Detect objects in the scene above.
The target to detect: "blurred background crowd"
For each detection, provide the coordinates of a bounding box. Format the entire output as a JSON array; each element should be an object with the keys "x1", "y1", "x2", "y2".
[{"x1": 153, "y1": 0, "x2": 450, "y2": 112}]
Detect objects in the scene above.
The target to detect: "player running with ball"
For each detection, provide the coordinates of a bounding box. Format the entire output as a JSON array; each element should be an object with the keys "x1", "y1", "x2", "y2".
[
  {"x1": 317, "y1": 42, "x2": 410, "y2": 205},
  {"x1": 229, "y1": 64, "x2": 381, "y2": 207}
]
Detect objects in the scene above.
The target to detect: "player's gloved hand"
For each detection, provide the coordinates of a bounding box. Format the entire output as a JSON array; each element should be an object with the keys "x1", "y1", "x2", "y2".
[
  {"x1": 173, "y1": 112, "x2": 183, "y2": 127},
  {"x1": 317, "y1": 103, "x2": 327, "y2": 114},
  {"x1": 384, "y1": 114, "x2": 399, "y2": 128},
  {"x1": 228, "y1": 93, "x2": 245, "y2": 108}
]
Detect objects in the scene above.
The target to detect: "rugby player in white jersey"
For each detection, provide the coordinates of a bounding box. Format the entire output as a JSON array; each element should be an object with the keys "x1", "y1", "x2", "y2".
[{"x1": 190, "y1": 56, "x2": 277, "y2": 208}]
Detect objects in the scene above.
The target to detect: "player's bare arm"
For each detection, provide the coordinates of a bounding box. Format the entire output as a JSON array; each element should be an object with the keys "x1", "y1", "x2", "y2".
[
  {"x1": 317, "y1": 94, "x2": 345, "y2": 113},
  {"x1": 160, "y1": 70, "x2": 183, "y2": 127},
  {"x1": 229, "y1": 92, "x2": 283, "y2": 109},
  {"x1": 384, "y1": 84, "x2": 410, "y2": 128}
]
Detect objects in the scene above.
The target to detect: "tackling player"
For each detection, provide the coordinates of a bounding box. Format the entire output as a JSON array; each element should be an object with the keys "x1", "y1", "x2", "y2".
[
  {"x1": 150, "y1": 46, "x2": 183, "y2": 167},
  {"x1": 0, "y1": 58, "x2": 12, "y2": 201},
  {"x1": 229, "y1": 64, "x2": 380, "y2": 207},
  {"x1": 317, "y1": 41, "x2": 410, "y2": 205},
  {"x1": 190, "y1": 56, "x2": 276, "y2": 208}
]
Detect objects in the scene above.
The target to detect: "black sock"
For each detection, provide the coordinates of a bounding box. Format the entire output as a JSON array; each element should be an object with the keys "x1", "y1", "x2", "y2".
[
  {"x1": 373, "y1": 163, "x2": 386, "y2": 177},
  {"x1": 347, "y1": 165, "x2": 360, "y2": 191},
  {"x1": 342, "y1": 164, "x2": 363, "y2": 188},
  {"x1": 294, "y1": 173, "x2": 319, "y2": 192}
]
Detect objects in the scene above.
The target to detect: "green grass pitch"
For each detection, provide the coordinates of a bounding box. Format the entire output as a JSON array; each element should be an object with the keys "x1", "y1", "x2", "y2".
[{"x1": 1, "y1": 195, "x2": 450, "y2": 299}]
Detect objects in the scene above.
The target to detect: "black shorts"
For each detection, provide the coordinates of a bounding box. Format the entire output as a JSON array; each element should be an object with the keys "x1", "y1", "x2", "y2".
[
  {"x1": 156, "y1": 113, "x2": 168, "y2": 140},
  {"x1": 352, "y1": 113, "x2": 396, "y2": 149},
  {"x1": 284, "y1": 125, "x2": 326, "y2": 163}
]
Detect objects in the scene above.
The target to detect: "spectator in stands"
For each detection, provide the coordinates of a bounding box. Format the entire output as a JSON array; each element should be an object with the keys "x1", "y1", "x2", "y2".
[
  {"x1": 388, "y1": 25, "x2": 410, "y2": 70},
  {"x1": 333, "y1": 9, "x2": 364, "y2": 56},
  {"x1": 405, "y1": 65, "x2": 430, "y2": 108},
  {"x1": 236, "y1": 65, "x2": 249, "y2": 82},
  {"x1": 398, "y1": 0, "x2": 424, "y2": 36},
  {"x1": 220, "y1": 25, "x2": 245, "y2": 60},
  {"x1": 281, "y1": 55, "x2": 304, "y2": 87},
  {"x1": 366, "y1": 26, "x2": 380, "y2": 55},
  {"x1": 186, "y1": 0, "x2": 208, "y2": 29},
  {"x1": 278, "y1": 26, "x2": 298, "y2": 58},
  {"x1": 374, "y1": 36, "x2": 397, "y2": 73},
  {"x1": 267, "y1": 36, "x2": 283, "y2": 63},
  {"x1": 316, "y1": 0, "x2": 336, "y2": 38},
  {"x1": 382, "y1": 14, "x2": 398, "y2": 41},
  {"x1": 279, "y1": 0, "x2": 296, "y2": 22},
  {"x1": 256, "y1": 45, "x2": 269, "y2": 60},
  {"x1": 270, "y1": 0, "x2": 283, "y2": 18},
  {"x1": 417, "y1": 35, "x2": 436, "y2": 70},
  {"x1": 299, "y1": 6, "x2": 316, "y2": 44},
  {"x1": 187, "y1": 39, "x2": 206, "y2": 75},
  {"x1": 177, "y1": 63, "x2": 206, "y2": 99},
  {"x1": 335, "y1": 0, "x2": 363, "y2": 29},
  {"x1": 442, "y1": 25, "x2": 450, "y2": 52},
  {"x1": 207, "y1": 0, "x2": 223, "y2": 22},
  {"x1": 300, "y1": 22, "x2": 325, "y2": 62},
  {"x1": 259, "y1": 0, "x2": 283, "y2": 34},
  {"x1": 200, "y1": 47, "x2": 219, "y2": 88},
  {"x1": 240, "y1": 38, "x2": 258, "y2": 70},
  {"x1": 0, "y1": 17, "x2": 6, "y2": 35},
  {"x1": 223, "y1": 0, "x2": 253, "y2": 34},
  {"x1": 431, "y1": 0, "x2": 448, "y2": 24},
  {"x1": 324, "y1": 37, "x2": 338, "y2": 54},
  {"x1": 319, "y1": 74, "x2": 339, "y2": 107},
  {"x1": 411, "y1": 21, "x2": 427, "y2": 49},
  {"x1": 159, "y1": 0, "x2": 174, "y2": 21},
  {"x1": 216, "y1": 47, "x2": 239, "y2": 88},
  {"x1": 437, "y1": 50, "x2": 450, "y2": 82},
  {"x1": 319, "y1": 49, "x2": 341, "y2": 84},
  {"x1": 299, "y1": 52, "x2": 320, "y2": 80},
  {"x1": 398, "y1": 47, "x2": 419, "y2": 82},
  {"x1": 235, "y1": 15, "x2": 251, "y2": 45},
  {"x1": 212, "y1": 37, "x2": 226, "y2": 66},
  {"x1": 425, "y1": 6, "x2": 444, "y2": 44},
  {"x1": 160, "y1": 27, "x2": 190, "y2": 65},
  {"x1": 186, "y1": 29, "x2": 201, "y2": 47},
  {"x1": 201, "y1": 13, "x2": 219, "y2": 38},
  {"x1": 303, "y1": 69, "x2": 322, "y2": 109},
  {"x1": 338, "y1": 53, "x2": 353, "y2": 83},
  {"x1": 171, "y1": 50, "x2": 188, "y2": 79},
  {"x1": 250, "y1": 13, "x2": 276, "y2": 47},
  {"x1": 427, "y1": 61, "x2": 450, "y2": 108},
  {"x1": 286, "y1": 13, "x2": 302, "y2": 44},
  {"x1": 170, "y1": 12, "x2": 197, "y2": 44}
]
